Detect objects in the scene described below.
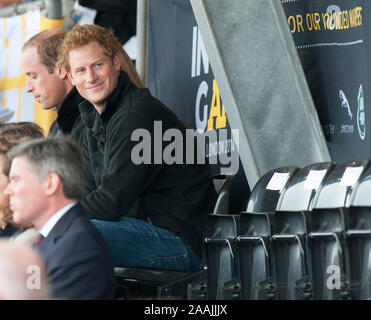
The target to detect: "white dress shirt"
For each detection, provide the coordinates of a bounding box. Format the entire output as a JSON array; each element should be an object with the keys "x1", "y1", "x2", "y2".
[{"x1": 39, "y1": 202, "x2": 77, "y2": 238}]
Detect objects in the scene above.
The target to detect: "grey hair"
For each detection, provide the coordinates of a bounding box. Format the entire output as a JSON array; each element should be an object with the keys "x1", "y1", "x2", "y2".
[{"x1": 7, "y1": 136, "x2": 85, "y2": 200}]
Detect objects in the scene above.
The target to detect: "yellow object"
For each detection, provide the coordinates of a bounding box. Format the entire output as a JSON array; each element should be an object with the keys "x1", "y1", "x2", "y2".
[
  {"x1": 34, "y1": 15, "x2": 65, "y2": 135},
  {"x1": 0, "y1": 11, "x2": 65, "y2": 136}
]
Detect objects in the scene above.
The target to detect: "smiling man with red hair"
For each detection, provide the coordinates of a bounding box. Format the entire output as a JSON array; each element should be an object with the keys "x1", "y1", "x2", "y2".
[{"x1": 59, "y1": 24, "x2": 217, "y2": 272}]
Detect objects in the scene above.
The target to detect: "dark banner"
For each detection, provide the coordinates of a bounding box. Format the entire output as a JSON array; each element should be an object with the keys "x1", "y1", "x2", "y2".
[
  {"x1": 147, "y1": 0, "x2": 371, "y2": 208},
  {"x1": 147, "y1": 0, "x2": 249, "y2": 212},
  {"x1": 148, "y1": 0, "x2": 233, "y2": 165},
  {"x1": 282, "y1": 0, "x2": 371, "y2": 163}
]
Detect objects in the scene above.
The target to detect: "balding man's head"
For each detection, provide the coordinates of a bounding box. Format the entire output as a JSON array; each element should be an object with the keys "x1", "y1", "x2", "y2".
[{"x1": 22, "y1": 29, "x2": 67, "y2": 74}]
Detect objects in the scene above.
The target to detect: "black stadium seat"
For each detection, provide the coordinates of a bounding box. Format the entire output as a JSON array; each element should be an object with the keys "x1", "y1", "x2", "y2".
[
  {"x1": 277, "y1": 162, "x2": 335, "y2": 212},
  {"x1": 237, "y1": 166, "x2": 298, "y2": 300},
  {"x1": 114, "y1": 160, "x2": 371, "y2": 300},
  {"x1": 212, "y1": 175, "x2": 234, "y2": 215},
  {"x1": 204, "y1": 213, "x2": 240, "y2": 299},
  {"x1": 189, "y1": 175, "x2": 241, "y2": 300},
  {"x1": 271, "y1": 211, "x2": 310, "y2": 299},
  {"x1": 246, "y1": 166, "x2": 299, "y2": 213},
  {"x1": 237, "y1": 211, "x2": 275, "y2": 299},
  {"x1": 272, "y1": 162, "x2": 334, "y2": 299},
  {"x1": 346, "y1": 164, "x2": 371, "y2": 299},
  {"x1": 308, "y1": 159, "x2": 369, "y2": 299}
]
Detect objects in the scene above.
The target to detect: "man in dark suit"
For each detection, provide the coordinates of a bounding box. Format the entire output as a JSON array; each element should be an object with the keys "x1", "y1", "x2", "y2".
[{"x1": 4, "y1": 136, "x2": 116, "y2": 300}]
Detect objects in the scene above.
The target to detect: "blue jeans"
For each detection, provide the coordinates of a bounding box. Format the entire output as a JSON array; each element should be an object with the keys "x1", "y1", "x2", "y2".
[{"x1": 90, "y1": 217, "x2": 203, "y2": 272}]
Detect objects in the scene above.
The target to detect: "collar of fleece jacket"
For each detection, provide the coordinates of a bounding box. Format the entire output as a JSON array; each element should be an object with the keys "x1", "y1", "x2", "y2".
[{"x1": 78, "y1": 71, "x2": 133, "y2": 130}]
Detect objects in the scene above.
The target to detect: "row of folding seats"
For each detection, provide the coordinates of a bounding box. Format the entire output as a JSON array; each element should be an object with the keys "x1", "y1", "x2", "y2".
[{"x1": 200, "y1": 159, "x2": 371, "y2": 300}]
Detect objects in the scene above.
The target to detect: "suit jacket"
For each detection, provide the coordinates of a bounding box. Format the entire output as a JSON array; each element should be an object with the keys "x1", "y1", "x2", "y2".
[{"x1": 36, "y1": 203, "x2": 116, "y2": 299}]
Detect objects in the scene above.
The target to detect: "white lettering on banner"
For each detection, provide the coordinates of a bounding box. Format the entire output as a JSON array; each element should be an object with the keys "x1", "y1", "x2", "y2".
[
  {"x1": 191, "y1": 26, "x2": 209, "y2": 78},
  {"x1": 191, "y1": 25, "x2": 236, "y2": 174},
  {"x1": 192, "y1": 26, "x2": 211, "y2": 134},
  {"x1": 357, "y1": 84, "x2": 365, "y2": 140},
  {"x1": 340, "y1": 124, "x2": 354, "y2": 134},
  {"x1": 191, "y1": 26, "x2": 197, "y2": 78},
  {"x1": 195, "y1": 80, "x2": 209, "y2": 133}
]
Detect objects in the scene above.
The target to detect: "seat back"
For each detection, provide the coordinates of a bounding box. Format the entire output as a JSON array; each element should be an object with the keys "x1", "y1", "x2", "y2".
[
  {"x1": 312, "y1": 160, "x2": 369, "y2": 210},
  {"x1": 272, "y1": 210, "x2": 311, "y2": 299},
  {"x1": 309, "y1": 207, "x2": 348, "y2": 300},
  {"x1": 212, "y1": 175, "x2": 235, "y2": 215},
  {"x1": 308, "y1": 160, "x2": 369, "y2": 299},
  {"x1": 345, "y1": 206, "x2": 371, "y2": 299},
  {"x1": 190, "y1": 175, "x2": 240, "y2": 300},
  {"x1": 278, "y1": 161, "x2": 335, "y2": 212},
  {"x1": 271, "y1": 162, "x2": 334, "y2": 299},
  {"x1": 246, "y1": 166, "x2": 299, "y2": 213},
  {"x1": 347, "y1": 164, "x2": 371, "y2": 299},
  {"x1": 237, "y1": 212, "x2": 275, "y2": 300},
  {"x1": 204, "y1": 214, "x2": 239, "y2": 299}
]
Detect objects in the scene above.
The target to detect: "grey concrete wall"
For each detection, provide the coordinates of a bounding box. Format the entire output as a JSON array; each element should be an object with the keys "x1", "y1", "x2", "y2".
[{"x1": 190, "y1": 0, "x2": 331, "y2": 189}]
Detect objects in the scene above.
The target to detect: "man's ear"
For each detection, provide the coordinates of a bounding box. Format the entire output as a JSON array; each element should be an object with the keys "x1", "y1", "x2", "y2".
[
  {"x1": 43, "y1": 173, "x2": 61, "y2": 197},
  {"x1": 56, "y1": 63, "x2": 76, "y2": 85},
  {"x1": 55, "y1": 63, "x2": 68, "y2": 80}
]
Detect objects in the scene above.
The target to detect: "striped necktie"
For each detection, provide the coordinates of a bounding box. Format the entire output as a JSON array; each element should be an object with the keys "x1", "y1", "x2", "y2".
[{"x1": 34, "y1": 234, "x2": 44, "y2": 247}]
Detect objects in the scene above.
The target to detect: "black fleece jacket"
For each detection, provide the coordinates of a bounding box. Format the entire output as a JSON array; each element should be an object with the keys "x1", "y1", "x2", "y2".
[
  {"x1": 79, "y1": 72, "x2": 217, "y2": 256},
  {"x1": 48, "y1": 86, "x2": 85, "y2": 148}
]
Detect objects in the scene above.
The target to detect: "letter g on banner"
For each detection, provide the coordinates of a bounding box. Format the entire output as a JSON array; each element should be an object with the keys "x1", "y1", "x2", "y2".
[{"x1": 195, "y1": 81, "x2": 209, "y2": 133}]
